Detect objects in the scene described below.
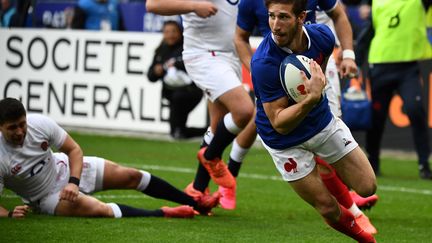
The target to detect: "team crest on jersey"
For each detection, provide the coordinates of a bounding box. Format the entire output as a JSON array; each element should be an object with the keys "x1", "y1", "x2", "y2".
[
  {"x1": 11, "y1": 164, "x2": 22, "y2": 175},
  {"x1": 41, "y1": 141, "x2": 49, "y2": 151}
]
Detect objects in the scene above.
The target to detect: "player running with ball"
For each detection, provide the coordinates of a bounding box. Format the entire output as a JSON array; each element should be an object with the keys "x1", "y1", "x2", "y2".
[{"x1": 251, "y1": 0, "x2": 377, "y2": 242}]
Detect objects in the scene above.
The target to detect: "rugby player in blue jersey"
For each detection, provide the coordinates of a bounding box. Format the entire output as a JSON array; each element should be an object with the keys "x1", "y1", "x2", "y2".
[
  {"x1": 230, "y1": 0, "x2": 379, "y2": 234},
  {"x1": 251, "y1": 1, "x2": 376, "y2": 242}
]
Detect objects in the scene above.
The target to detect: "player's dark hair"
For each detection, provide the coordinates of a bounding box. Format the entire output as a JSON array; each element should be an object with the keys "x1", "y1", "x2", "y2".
[
  {"x1": 163, "y1": 20, "x2": 183, "y2": 33},
  {"x1": 264, "y1": 0, "x2": 307, "y2": 17},
  {"x1": 0, "y1": 98, "x2": 26, "y2": 125}
]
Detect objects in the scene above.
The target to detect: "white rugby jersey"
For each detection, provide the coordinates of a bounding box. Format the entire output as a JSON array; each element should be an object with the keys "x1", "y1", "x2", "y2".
[
  {"x1": 316, "y1": 10, "x2": 340, "y2": 46},
  {"x1": 0, "y1": 114, "x2": 67, "y2": 202},
  {"x1": 182, "y1": 0, "x2": 239, "y2": 53}
]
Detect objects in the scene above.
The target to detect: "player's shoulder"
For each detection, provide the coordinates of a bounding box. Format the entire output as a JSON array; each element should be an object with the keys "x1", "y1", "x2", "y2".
[
  {"x1": 305, "y1": 24, "x2": 335, "y2": 46},
  {"x1": 306, "y1": 24, "x2": 333, "y2": 38},
  {"x1": 27, "y1": 113, "x2": 51, "y2": 124},
  {"x1": 27, "y1": 113, "x2": 58, "y2": 130},
  {"x1": 252, "y1": 35, "x2": 280, "y2": 65}
]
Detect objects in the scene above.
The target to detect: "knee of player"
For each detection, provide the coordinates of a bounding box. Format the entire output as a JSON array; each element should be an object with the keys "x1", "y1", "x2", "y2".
[
  {"x1": 233, "y1": 108, "x2": 254, "y2": 128},
  {"x1": 96, "y1": 203, "x2": 115, "y2": 217},
  {"x1": 97, "y1": 203, "x2": 114, "y2": 218},
  {"x1": 354, "y1": 180, "x2": 377, "y2": 198},
  {"x1": 124, "y1": 169, "x2": 143, "y2": 189}
]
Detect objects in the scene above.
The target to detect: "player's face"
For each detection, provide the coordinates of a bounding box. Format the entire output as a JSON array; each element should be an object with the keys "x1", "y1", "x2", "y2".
[
  {"x1": 0, "y1": 115, "x2": 27, "y2": 146},
  {"x1": 268, "y1": 3, "x2": 303, "y2": 47}
]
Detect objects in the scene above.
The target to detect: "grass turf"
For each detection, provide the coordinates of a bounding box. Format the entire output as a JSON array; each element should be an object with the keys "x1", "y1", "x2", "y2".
[{"x1": 0, "y1": 132, "x2": 431, "y2": 242}]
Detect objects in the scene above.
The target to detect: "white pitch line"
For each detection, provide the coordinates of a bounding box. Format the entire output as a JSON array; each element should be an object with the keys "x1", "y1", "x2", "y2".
[
  {"x1": 2, "y1": 164, "x2": 431, "y2": 199},
  {"x1": 130, "y1": 163, "x2": 432, "y2": 196},
  {"x1": 377, "y1": 185, "x2": 432, "y2": 195}
]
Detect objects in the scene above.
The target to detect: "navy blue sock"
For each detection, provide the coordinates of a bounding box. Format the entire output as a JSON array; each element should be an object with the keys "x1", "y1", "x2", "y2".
[
  {"x1": 193, "y1": 136, "x2": 211, "y2": 192},
  {"x1": 117, "y1": 204, "x2": 164, "y2": 217},
  {"x1": 194, "y1": 164, "x2": 211, "y2": 192},
  {"x1": 204, "y1": 119, "x2": 236, "y2": 160},
  {"x1": 143, "y1": 175, "x2": 197, "y2": 207},
  {"x1": 228, "y1": 157, "x2": 242, "y2": 177}
]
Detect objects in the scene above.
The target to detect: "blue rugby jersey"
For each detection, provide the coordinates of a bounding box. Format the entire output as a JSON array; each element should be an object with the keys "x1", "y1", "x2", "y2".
[{"x1": 251, "y1": 24, "x2": 335, "y2": 149}]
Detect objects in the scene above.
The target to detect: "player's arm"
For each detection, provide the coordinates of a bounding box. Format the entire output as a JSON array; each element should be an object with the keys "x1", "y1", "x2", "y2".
[
  {"x1": 263, "y1": 61, "x2": 326, "y2": 134},
  {"x1": 0, "y1": 204, "x2": 29, "y2": 218},
  {"x1": 326, "y1": 3, "x2": 357, "y2": 77},
  {"x1": 234, "y1": 26, "x2": 254, "y2": 72},
  {"x1": 145, "y1": 0, "x2": 217, "y2": 18},
  {"x1": 58, "y1": 135, "x2": 83, "y2": 202}
]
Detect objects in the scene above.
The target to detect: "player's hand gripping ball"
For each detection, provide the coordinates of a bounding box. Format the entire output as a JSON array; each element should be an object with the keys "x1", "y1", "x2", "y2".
[{"x1": 279, "y1": 54, "x2": 312, "y2": 103}]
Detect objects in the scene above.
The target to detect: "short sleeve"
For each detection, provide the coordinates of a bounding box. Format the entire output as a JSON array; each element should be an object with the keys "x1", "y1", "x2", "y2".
[
  {"x1": 252, "y1": 58, "x2": 287, "y2": 103},
  {"x1": 237, "y1": 0, "x2": 257, "y2": 32},
  {"x1": 29, "y1": 114, "x2": 68, "y2": 150},
  {"x1": 318, "y1": 0, "x2": 338, "y2": 12}
]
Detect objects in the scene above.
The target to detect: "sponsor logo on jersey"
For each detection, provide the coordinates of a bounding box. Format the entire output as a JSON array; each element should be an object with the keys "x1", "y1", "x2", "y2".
[{"x1": 343, "y1": 138, "x2": 352, "y2": 147}]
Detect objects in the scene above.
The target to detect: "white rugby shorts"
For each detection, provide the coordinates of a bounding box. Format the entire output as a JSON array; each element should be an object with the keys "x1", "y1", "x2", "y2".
[
  {"x1": 34, "y1": 153, "x2": 105, "y2": 215},
  {"x1": 262, "y1": 116, "x2": 358, "y2": 182},
  {"x1": 183, "y1": 51, "x2": 242, "y2": 102},
  {"x1": 324, "y1": 55, "x2": 342, "y2": 118}
]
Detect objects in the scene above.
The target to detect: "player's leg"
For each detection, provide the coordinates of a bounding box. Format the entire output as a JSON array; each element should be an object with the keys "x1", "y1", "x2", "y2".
[
  {"x1": 315, "y1": 118, "x2": 377, "y2": 197},
  {"x1": 317, "y1": 158, "x2": 377, "y2": 234},
  {"x1": 204, "y1": 85, "x2": 254, "y2": 161},
  {"x1": 228, "y1": 110, "x2": 257, "y2": 178},
  {"x1": 183, "y1": 52, "x2": 250, "y2": 189},
  {"x1": 197, "y1": 86, "x2": 254, "y2": 187},
  {"x1": 331, "y1": 146, "x2": 377, "y2": 197},
  {"x1": 218, "y1": 110, "x2": 257, "y2": 209},
  {"x1": 54, "y1": 193, "x2": 194, "y2": 218},
  {"x1": 263, "y1": 142, "x2": 375, "y2": 242},
  {"x1": 194, "y1": 54, "x2": 254, "y2": 189},
  {"x1": 290, "y1": 167, "x2": 374, "y2": 242},
  {"x1": 190, "y1": 101, "x2": 227, "y2": 193},
  {"x1": 100, "y1": 160, "x2": 219, "y2": 215},
  {"x1": 396, "y1": 62, "x2": 432, "y2": 179},
  {"x1": 321, "y1": 55, "x2": 378, "y2": 217}
]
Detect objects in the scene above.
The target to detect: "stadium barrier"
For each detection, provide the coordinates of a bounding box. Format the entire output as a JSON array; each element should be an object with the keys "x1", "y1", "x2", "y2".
[
  {"x1": 0, "y1": 28, "x2": 207, "y2": 134},
  {"x1": 1, "y1": 28, "x2": 431, "y2": 152}
]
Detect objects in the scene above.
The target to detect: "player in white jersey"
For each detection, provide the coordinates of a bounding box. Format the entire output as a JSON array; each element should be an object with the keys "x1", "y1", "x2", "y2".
[
  {"x1": 146, "y1": 0, "x2": 255, "y2": 209},
  {"x1": 0, "y1": 98, "x2": 219, "y2": 218}
]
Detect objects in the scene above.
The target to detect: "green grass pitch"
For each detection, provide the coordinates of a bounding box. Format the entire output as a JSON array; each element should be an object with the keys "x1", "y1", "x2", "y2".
[{"x1": 1, "y1": 132, "x2": 431, "y2": 242}]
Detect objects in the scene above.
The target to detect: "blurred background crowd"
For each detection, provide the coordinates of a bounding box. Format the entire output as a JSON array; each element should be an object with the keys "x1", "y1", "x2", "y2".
[{"x1": 0, "y1": 0, "x2": 373, "y2": 34}]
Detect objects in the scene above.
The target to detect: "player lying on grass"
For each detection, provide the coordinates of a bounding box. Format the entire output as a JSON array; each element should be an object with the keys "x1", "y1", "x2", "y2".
[{"x1": 0, "y1": 98, "x2": 219, "y2": 219}]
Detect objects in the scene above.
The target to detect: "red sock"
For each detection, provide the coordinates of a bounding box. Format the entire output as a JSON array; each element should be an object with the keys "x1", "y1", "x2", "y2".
[
  {"x1": 316, "y1": 157, "x2": 353, "y2": 209},
  {"x1": 326, "y1": 205, "x2": 375, "y2": 243}
]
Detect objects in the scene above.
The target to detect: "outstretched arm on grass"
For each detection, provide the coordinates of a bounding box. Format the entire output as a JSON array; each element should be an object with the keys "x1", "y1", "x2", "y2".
[{"x1": 0, "y1": 204, "x2": 29, "y2": 218}]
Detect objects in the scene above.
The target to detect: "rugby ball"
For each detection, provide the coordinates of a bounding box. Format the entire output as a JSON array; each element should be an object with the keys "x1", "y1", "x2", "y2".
[{"x1": 279, "y1": 54, "x2": 312, "y2": 103}]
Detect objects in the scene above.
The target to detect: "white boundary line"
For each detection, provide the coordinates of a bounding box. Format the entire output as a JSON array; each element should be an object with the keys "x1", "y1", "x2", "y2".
[
  {"x1": 2, "y1": 164, "x2": 431, "y2": 199},
  {"x1": 132, "y1": 164, "x2": 432, "y2": 196}
]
